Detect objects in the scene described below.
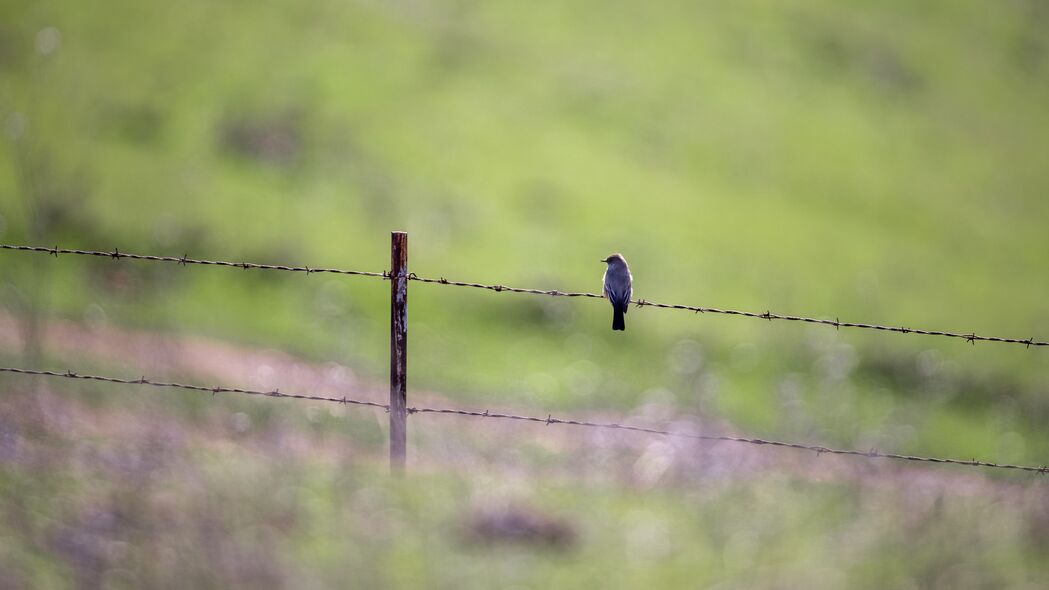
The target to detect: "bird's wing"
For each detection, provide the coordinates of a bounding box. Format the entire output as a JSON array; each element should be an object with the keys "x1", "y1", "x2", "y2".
[{"x1": 608, "y1": 286, "x2": 630, "y2": 312}]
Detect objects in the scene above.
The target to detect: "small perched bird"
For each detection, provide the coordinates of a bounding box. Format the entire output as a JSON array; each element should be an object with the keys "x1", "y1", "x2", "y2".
[{"x1": 601, "y1": 253, "x2": 632, "y2": 331}]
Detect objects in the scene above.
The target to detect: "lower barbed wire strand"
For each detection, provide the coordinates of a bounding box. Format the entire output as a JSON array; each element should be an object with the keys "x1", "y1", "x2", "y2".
[
  {"x1": 0, "y1": 367, "x2": 388, "y2": 408},
  {"x1": 407, "y1": 406, "x2": 1047, "y2": 473},
  {"x1": 3, "y1": 365, "x2": 1044, "y2": 474}
]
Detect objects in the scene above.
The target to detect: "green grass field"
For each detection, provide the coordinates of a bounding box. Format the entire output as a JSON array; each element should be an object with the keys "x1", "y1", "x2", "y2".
[{"x1": 2, "y1": 0, "x2": 1048, "y2": 586}]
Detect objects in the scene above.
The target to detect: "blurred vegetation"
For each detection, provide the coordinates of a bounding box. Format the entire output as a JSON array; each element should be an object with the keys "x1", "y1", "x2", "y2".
[
  {"x1": 2, "y1": 380, "x2": 1049, "y2": 589},
  {"x1": 1, "y1": 0, "x2": 1048, "y2": 586}
]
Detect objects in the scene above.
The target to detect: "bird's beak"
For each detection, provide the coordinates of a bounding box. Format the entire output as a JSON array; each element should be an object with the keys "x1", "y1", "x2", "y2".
[{"x1": 599, "y1": 258, "x2": 607, "y2": 263}]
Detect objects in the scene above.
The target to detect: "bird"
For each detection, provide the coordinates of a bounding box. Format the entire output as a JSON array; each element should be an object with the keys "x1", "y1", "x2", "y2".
[{"x1": 601, "y1": 253, "x2": 632, "y2": 331}]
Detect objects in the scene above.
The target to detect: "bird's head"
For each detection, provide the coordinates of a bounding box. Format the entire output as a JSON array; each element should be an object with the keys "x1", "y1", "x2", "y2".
[{"x1": 600, "y1": 253, "x2": 627, "y2": 267}]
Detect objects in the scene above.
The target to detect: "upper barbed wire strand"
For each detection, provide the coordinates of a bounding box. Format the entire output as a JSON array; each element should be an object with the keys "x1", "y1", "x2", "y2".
[
  {"x1": 405, "y1": 276, "x2": 1046, "y2": 347},
  {"x1": 2, "y1": 243, "x2": 1045, "y2": 347},
  {"x1": 0, "y1": 244, "x2": 387, "y2": 277}
]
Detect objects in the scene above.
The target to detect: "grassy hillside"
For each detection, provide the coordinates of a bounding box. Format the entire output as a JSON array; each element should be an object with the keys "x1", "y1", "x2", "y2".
[{"x1": 1, "y1": 0, "x2": 1048, "y2": 585}]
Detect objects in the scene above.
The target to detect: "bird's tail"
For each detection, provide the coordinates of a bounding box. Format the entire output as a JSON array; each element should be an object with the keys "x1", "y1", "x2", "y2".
[{"x1": 612, "y1": 306, "x2": 625, "y2": 331}]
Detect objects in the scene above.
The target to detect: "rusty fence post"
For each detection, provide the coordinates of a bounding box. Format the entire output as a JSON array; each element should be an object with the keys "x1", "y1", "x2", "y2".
[{"x1": 389, "y1": 231, "x2": 408, "y2": 474}]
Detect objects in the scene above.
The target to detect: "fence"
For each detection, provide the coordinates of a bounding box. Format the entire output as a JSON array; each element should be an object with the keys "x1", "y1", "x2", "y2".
[{"x1": 1, "y1": 235, "x2": 1046, "y2": 477}]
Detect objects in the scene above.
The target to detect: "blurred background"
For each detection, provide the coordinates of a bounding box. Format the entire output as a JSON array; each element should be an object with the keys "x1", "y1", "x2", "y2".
[{"x1": 2, "y1": 0, "x2": 1049, "y2": 587}]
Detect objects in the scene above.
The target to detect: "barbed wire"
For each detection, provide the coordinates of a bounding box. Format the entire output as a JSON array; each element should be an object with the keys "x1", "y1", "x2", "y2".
[
  {"x1": 2, "y1": 242, "x2": 1045, "y2": 348},
  {"x1": 407, "y1": 276, "x2": 1047, "y2": 348},
  {"x1": 3, "y1": 365, "x2": 1046, "y2": 475},
  {"x1": 0, "y1": 367, "x2": 387, "y2": 409},
  {"x1": 409, "y1": 406, "x2": 1049, "y2": 473},
  {"x1": 0, "y1": 244, "x2": 386, "y2": 278}
]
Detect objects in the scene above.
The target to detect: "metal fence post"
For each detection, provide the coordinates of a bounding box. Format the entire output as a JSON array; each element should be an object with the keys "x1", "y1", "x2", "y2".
[{"x1": 389, "y1": 231, "x2": 408, "y2": 474}]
